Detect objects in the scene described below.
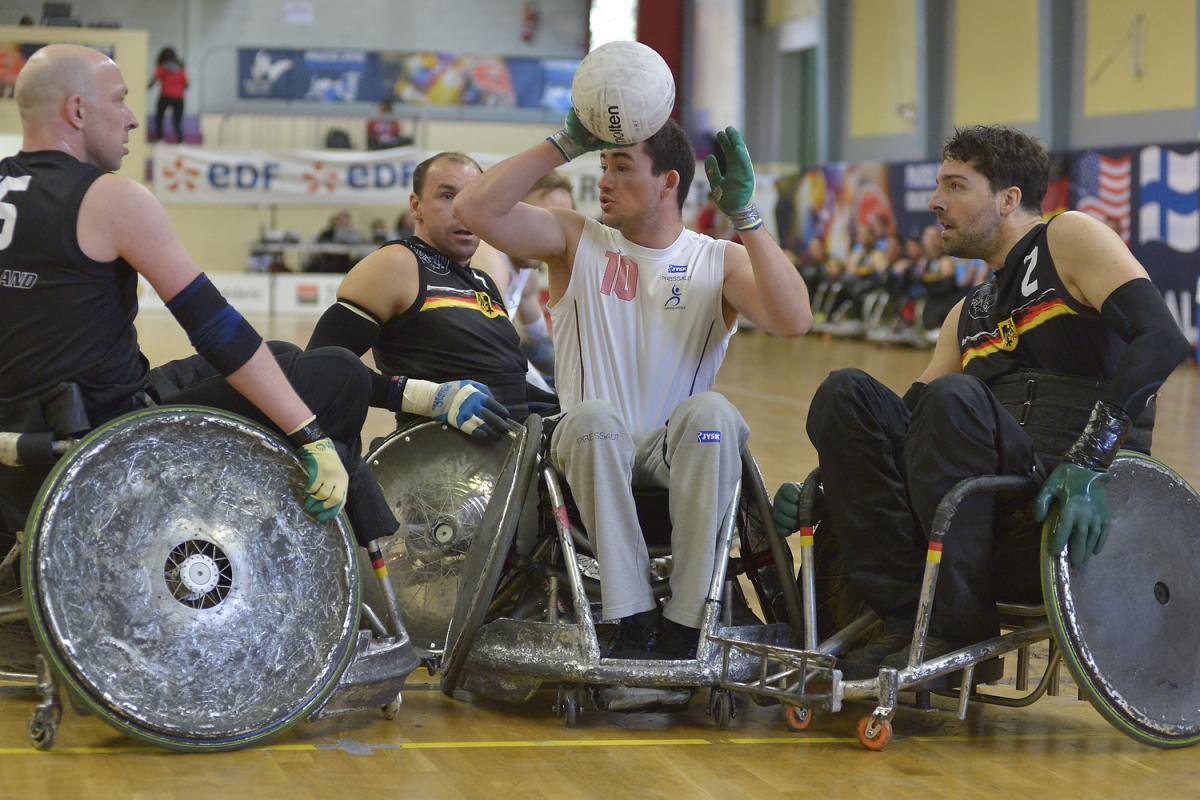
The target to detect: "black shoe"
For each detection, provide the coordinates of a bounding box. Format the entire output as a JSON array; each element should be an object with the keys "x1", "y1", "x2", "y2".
[
  {"x1": 655, "y1": 619, "x2": 700, "y2": 660},
  {"x1": 839, "y1": 632, "x2": 911, "y2": 679},
  {"x1": 603, "y1": 609, "x2": 659, "y2": 659}
]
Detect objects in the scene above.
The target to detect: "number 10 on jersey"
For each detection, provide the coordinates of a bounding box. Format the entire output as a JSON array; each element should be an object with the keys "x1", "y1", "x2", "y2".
[{"x1": 600, "y1": 251, "x2": 639, "y2": 301}]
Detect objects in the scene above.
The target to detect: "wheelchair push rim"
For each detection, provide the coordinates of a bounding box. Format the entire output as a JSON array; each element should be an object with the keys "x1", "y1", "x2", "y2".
[
  {"x1": 363, "y1": 419, "x2": 510, "y2": 656},
  {"x1": 1042, "y1": 451, "x2": 1200, "y2": 749},
  {"x1": 22, "y1": 406, "x2": 361, "y2": 752}
]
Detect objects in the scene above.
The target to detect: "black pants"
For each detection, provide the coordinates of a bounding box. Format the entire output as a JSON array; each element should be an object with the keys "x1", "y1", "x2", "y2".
[
  {"x1": 1, "y1": 342, "x2": 397, "y2": 549},
  {"x1": 806, "y1": 369, "x2": 1045, "y2": 643},
  {"x1": 155, "y1": 95, "x2": 184, "y2": 143}
]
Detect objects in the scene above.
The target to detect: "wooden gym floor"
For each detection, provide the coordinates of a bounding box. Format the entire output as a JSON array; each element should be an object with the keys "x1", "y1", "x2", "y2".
[{"x1": 2, "y1": 313, "x2": 1198, "y2": 799}]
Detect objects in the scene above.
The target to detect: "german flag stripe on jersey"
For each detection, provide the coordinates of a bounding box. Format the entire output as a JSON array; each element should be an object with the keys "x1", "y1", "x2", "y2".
[
  {"x1": 960, "y1": 297, "x2": 1076, "y2": 369},
  {"x1": 420, "y1": 287, "x2": 509, "y2": 319}
]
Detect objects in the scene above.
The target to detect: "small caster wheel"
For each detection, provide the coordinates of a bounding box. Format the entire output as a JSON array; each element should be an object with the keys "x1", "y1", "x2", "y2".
[
  {"x1": 856, "y1": 715, "x2": 893, "y2": 751},
  {"x1": 556, "y1": 687, "x2": 581, "y2": 728},
  {"x1": 382, "y1": 693, "x2": 402, "y2": 720},
  {"x1": 783, "y1": 705, "x2": 814, "y2": 732},
  {"x1": 710, "y1": 689, "x2": 735, "y2": 730},
  {"x1": 28, "y1": 707, "x2": 58, "y2": 751}
]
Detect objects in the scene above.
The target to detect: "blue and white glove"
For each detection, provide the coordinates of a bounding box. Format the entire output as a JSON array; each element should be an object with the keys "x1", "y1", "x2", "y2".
[{"x1": 400, "y1": 378, "x2": 511, "y2": 440}]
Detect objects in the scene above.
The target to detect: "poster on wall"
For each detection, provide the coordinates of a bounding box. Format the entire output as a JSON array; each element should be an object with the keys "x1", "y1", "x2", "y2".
[
  {"x1": 0, "y1": 41, "x2": 116, "y2": 98},
  {"x1": 238, "y1": 47, "x2": 576, "y2": 110}
]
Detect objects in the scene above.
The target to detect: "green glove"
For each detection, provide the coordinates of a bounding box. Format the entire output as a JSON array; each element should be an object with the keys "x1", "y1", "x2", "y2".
[
  {"x1": 547, "y1": 108, "x2": 624, "y2": 161},
  {"x1": 704, "y1": 126, "x2": 761, "y2": 230},
  {"x1": 287, "y1": 418, "x2": 348, "y2": 523},
  {"x1": 772, "y1": 481, "x2": 803, "y2": 534},
  {"x1": 1032, "y1": 462, "x2": 1112, "y2": 568}
]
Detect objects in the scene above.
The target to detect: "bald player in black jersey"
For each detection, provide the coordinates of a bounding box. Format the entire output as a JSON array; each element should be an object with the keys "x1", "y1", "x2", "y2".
[
  {"x1": 306, "y1": 151, "x2": 526, "y2": 434},
  {"x1": 774, "y1": 125, "x2": 1190, "y2": 675},
  {"x1": 0, "y1": 44, "x2": 396, "y2": 550}
]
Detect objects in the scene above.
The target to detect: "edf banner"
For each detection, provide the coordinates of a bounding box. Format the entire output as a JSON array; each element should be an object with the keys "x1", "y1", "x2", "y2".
[{"x1": 153, "y1": 146, "x2": 428, "y2": 205}]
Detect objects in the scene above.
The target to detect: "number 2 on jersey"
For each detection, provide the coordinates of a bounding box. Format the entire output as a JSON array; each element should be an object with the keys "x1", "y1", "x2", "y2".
[{"x1": 600, "y1": 251, "x2": 639, "y2": 301}]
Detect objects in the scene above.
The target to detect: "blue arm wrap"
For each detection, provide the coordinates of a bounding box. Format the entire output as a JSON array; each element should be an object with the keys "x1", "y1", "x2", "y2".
[{"x1": 166, "y1": 274, "x2": 263, "y2": 376}]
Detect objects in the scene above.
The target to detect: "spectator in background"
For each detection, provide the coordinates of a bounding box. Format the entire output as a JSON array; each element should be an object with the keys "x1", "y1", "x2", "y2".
[
  {"x1": 369, "y1": 218, "x2": 391, "y2": 244},
  {"x1": 307, "y1": 211, "x2": 365, "y2": 273},
  {"x1": 916, "y1": 223, "x2": 960, "y2": 335},
  {"x1": 394, "y1": 210, "x2": 414, "y2": 239},
  {"x1": 366, "y1": 100, "x2": 413, "y2": 151},
  {"x1": 148, "y1": 47, "x2": 188, "y2": 144}
]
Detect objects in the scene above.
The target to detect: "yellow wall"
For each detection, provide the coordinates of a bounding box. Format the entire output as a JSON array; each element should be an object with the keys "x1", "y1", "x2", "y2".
[
  {"x1": 849, "y1": 0, "x2": 917, "y2": 138},
  {"x1": 1085, "y1": 0, "x2": 1196, "y2": 116},
  {"x1": 0, "y1": 25, "x2": 147, "y2": 181},
  {"x1": 953, "y1": 0, "x2": 1040, "y2": 126}
]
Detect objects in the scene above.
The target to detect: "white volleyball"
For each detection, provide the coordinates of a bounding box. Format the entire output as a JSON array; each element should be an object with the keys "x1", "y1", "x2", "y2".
[{"x1": 571, "y1": 40, "x2": 675, "y2": 146}]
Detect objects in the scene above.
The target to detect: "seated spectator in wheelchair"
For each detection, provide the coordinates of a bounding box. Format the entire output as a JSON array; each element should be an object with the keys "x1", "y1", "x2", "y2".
[
  {"x1": 914, "y1": 223, "x2": 962, "y2": 335},
  {"x1": 471, "y1": 171, "x2": 575, "y2": 393},
  {"x1": 305, "y1": 151, "x2": 521, "y2": 438},
  {"x1": 454, "y1": 117, "x2": 812, "y2": 659},
  {"x1": 0, "y1": 45, "x2": 398, "y2": 551},
  {"x1": 774, "y1": 125, "x2": 1190, "y2": 677}
]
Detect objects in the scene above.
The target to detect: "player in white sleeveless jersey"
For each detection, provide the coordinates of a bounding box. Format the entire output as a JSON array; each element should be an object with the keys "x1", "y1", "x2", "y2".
[
  {"x1": 472, "y1": 172, "x2": 574, "y2": 393},
  {"x1": 455, "y1": 114, "x2": 812, "y2": 658}
]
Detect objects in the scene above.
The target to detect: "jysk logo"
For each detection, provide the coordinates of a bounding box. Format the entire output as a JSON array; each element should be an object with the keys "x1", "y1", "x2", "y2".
[
  {"x1": 667, "y1": 264, "x2": 688, "y2": 274},
  {"x1": 697, "y1": 430, "x2": 721, "y2": 443}
]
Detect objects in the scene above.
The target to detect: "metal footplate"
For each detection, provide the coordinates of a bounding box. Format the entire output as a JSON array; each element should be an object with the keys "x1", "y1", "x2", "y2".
[
  {"x1": 307, "y1": 630, "x2": 421, "y2": 721},
  {"x1": 710, "y1": 635, "x2": 842, "y2": 713}
]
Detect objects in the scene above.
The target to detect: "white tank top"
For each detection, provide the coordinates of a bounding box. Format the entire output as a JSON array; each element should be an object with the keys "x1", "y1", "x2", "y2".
[
  {"x1": 498, "y1": 252, "x2": 536, "y2": 319},
  {"x1": 549, "y1": 217, "x2": 733, "y2": 435}
]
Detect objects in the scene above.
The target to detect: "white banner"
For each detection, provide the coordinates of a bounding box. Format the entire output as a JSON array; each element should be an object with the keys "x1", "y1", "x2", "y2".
[
  {"x1": 149, "y1": 144, "x2": 725, "y2": 222},
  {"x1": 272, "y1": 274, "x2": 344, "y2": 314},
  {"x1": 137, "y1": 273, "x2": 274, "y2": 313}
]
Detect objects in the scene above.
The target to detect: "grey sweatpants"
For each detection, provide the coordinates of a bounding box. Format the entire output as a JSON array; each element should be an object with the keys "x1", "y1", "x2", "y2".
[{"x1": 549, "y1": 392, "x2": 749, "y2": 627}]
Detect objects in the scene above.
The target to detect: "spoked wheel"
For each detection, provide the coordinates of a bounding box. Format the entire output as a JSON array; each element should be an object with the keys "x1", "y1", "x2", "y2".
[
  {"x1": 363, "y1": 422, "x2": 510, "y2": 658},
  {"x1": 1043, "y1": 452, "x2": 1200, "y2": 749},
  {"x1": 23, "y1": 407, "x2": 361, "y2": 752}
]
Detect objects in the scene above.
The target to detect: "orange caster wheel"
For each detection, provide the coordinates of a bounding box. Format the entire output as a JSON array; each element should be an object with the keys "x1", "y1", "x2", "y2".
[
  {"x1": 856, "y1": 715, "x2": 892, "y2": 751},
  {"x1": 783, "y1": 705, "x2": 814, "y2": 732}
]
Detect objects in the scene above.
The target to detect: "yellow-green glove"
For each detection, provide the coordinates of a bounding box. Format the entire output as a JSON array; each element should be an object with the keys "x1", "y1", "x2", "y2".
[{"x1": 288, "y1": 417, "x2": 348, "y2": 522}]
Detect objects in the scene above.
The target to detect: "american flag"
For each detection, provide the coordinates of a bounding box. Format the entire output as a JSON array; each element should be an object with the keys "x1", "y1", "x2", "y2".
[{"x1": 1074, "y1": 151, "x2": 1131, "y2": 241}]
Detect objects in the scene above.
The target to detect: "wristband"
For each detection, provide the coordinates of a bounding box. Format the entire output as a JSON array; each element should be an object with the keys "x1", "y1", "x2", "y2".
[
  {"x1": 399, "y1": 378, "x2": 439, "y2": 416},
  {"x1": 286, "y1": 415, "x2": 325, "y2": 447},
  {"x1": 547, "y1": 129, "x2": 586, "y2": 162},
  {"x1": 727, "y1": 203, "x2": 764, "y2": 231},
  {"x1": 1063, "y1": 401, "x2": 1131, "y2": 471},
  {"x1": 385, "y1": 375, "x2": 409, "y2": 413}
]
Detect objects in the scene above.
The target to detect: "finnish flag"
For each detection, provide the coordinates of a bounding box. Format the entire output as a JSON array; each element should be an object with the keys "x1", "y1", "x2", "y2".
[{"x1": 1138, "y1": 145, "x2": 1200, "y2": 253}]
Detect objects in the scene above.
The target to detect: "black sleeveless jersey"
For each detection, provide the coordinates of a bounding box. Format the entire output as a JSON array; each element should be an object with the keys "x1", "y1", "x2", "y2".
[
  {"x1": 957, "y1": 221, "x2": 1122, "y2": 384},
  {"x1": 373, "y1": 236, "x2": 527, "y2": 407},
  {"x1": 0, "y1": 151, "x2": 148, "y2": 415}
]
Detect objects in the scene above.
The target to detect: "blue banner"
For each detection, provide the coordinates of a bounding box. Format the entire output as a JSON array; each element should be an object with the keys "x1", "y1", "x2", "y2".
[{"x1": 239, "y1": 47, "x2": 577, "y2": 109}]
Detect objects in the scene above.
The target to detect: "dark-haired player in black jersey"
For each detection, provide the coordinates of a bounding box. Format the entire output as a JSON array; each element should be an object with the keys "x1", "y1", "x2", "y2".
[
  {"x1": 0, "y1": 44, "x2": 397, "y2": 550},
  {"x1": 306, "y1": 151, "x2": 526, "y2": 433},
  {"x1": 774, "y1": 125, "x2": 1190, "y2": 675}
]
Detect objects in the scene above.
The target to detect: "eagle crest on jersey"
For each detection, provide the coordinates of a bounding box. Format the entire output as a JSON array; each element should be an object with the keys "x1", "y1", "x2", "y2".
[{"x1": 998, "y1": 317, "x2": 1019, "y2": 351}]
